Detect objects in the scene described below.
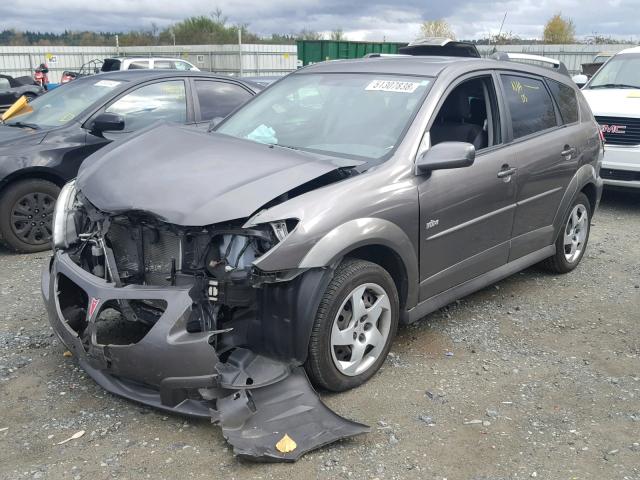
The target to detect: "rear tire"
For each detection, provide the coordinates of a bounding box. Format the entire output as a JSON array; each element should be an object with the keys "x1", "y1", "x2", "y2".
[
  {"x1": 0, "y1": 179, "x2": 59, "y2": 253},
  {"x1": 305, "y1": 259, "x2": 399, "y2": 392},
  {"x1": 541, "y1": 192, "x2": 591, "y2": 273}
]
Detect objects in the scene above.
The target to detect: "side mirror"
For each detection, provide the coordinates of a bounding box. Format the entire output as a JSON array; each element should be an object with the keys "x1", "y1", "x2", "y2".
[
  {"x1": 572, "y1": 74, "x2": 588, "y2": 89},
  {"x1": 91, "y1": 112, "x2": 125, "y2": 135},
  {"x1": 207, "y1": 117, "x2": 224, "y2": 132},
  {"x1": 416, "y1": 141, "x2": 475, "y2": 175}
]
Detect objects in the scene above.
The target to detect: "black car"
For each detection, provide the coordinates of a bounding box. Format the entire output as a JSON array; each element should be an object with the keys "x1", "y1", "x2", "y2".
[
  {"x1": 0, "y1": 70, "x2": 260, "y2": 252},
  {"x1": 0, "y1": 74, "x2": 44, "y2": 112}
]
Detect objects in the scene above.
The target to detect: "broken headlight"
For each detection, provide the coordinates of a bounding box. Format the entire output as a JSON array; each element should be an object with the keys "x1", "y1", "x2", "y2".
[
  {"x1": 52, "y1": 180, "x2": 79, "y2": 250},
  {"x1": 205, "y1": 219, "x2": 298, "y2": 276}
]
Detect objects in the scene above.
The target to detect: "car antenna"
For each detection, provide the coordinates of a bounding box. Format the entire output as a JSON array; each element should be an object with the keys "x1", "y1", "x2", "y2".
[{"x1": 490, "y1": 11, "x2": 508, "y2": 55}]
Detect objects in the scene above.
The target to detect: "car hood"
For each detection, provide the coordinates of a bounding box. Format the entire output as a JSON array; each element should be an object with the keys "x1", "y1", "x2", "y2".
[
  {"x1": 77, "y1": 124, "x2": 360, "y2": 226},
  {"x1": 0, "y1": 124, "x2": 48, "y2": 148},
  {"x1": 582, "y1": 88, "x2": 640, "y2": 117}
]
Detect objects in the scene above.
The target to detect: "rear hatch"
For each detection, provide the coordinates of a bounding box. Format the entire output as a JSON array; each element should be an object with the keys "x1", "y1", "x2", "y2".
[
  {"x1": 399, "y1": 38, "x2": 480, "y2": 58},
  {"x1": 101, "y1": 58, "x2": 122, "y2": 72}
]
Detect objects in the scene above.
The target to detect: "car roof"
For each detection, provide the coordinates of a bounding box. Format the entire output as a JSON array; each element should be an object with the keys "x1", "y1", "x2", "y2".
[
  {"x1": 297, "y1": 55, "x2": 574, "y2": 84},
  {"x1": 73, "y1": 69, "x2": 260, "y2": 90},
  {"x1": 105, "y1": 57, "x2": 193, "y2": 62},
  {"x1": 617, "y1": 46, "x2": 640, "y2": 55}
]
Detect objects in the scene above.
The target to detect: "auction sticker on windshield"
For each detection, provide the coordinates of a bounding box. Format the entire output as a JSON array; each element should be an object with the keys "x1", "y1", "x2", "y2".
[
  {"x1": 94, "y1": 80, "x2": 121, "y2": 88},
  {"x1": 366, "y1": 79, "x2": 421, "y2": 93}
]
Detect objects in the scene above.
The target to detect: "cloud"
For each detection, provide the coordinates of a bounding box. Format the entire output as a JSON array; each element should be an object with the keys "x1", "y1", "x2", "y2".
[{"x1": 1, "y1": 0, "x2": 638, "y2": 41}]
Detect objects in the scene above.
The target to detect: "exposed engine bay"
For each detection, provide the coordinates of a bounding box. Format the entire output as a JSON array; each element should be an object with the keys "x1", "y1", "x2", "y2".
[{"x1": 42, "y1": 191, "x2": 369, "y2": 461}]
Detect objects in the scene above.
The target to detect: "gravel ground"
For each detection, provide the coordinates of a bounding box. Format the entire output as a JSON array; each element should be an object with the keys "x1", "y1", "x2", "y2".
[{"x1": 1, "y1": 189, "x2": 638, "y2": 480}]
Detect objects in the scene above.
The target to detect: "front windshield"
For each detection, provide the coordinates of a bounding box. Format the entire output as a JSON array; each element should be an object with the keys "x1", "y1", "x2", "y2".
[
  {"x1": 217, "y1": 73, "x2": 433, "y2": 161},
  {"x1": 4, "y1": 77, "x2": 126, "y2": 128},
  {"x1": 588, "y1": 53, "x2": 640, "y2": 89}
]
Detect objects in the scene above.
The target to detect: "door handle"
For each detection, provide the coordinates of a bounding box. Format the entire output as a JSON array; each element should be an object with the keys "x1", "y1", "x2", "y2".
[
  {"x1": 497, "y1": 166, "x2": 517, "y2": 178},
  {"x1": 561, "y1": 146, "x2": 576, "y2": 157}
]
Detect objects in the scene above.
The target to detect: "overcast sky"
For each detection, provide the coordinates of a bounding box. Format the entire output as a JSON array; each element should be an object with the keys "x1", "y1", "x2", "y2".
[{"x1": 1, "y1": 0, "x2": 639, "y2": 41}]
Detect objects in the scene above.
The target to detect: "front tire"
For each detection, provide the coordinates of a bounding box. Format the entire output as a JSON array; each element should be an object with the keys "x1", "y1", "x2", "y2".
[
  {"x1": 305, "y1": 259, "x2": 399, "y2": 392},
  {"x1": 542, "y1": 192, "x2": 591, "y2": 273},
  {"x1": 0, "y1": 179, "x2": 59, "y2": 253}
]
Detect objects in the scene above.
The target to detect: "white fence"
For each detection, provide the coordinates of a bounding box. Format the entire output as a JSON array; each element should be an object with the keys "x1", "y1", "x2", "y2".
[
  {"x1": 0, "y1": 44, "x2": 298, "y2": 83},
  {"x1": 0, "y1": 43, "x2": 636, "y2": 82}
]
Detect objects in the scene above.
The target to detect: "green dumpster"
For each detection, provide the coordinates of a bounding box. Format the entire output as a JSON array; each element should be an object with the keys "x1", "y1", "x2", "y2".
[{"x1": 296, "y1": 40, "x2": 409, "y2": 66}]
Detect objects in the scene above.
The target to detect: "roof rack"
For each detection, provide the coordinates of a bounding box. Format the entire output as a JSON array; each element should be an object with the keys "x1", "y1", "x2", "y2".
[
  {"x1": 490, "y1": 52, "x2": 569, "y2": 76},
  {"x1": 363, "y1": 53, "x2": 410, "y2": 58}
]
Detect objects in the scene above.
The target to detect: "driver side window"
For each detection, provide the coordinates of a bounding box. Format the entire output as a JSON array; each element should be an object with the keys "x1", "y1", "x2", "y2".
[
  {"x1": 105, "y1": 81, "x2": 187, "y2": 132},
  {"x1": 430, "y1": 76, "x2": 501, "y2": 151}
]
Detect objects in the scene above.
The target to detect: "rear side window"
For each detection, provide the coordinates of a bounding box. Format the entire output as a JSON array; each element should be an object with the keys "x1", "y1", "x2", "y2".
[
  {"x1": 154, "y1": 60, "x2": 175, "y2": 69},
  {"x1": 195, "y1": 81, "x2": 252, "y2": 121},
  {"x1": 547, "y1": 80, "x2": 579, "y2": 124},
  {"x1": 174, "y1": 61, "x2": 193, "y2": 71},
  {"x1": 128, "y1": 60, "x2": 150, "y2": 70},
  {"x1": 501, "y1": 75, "x2": 558, "y2": 139}
]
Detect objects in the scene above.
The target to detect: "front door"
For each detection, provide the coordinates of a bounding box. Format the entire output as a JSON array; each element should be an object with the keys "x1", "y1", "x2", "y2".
[{"x1": 418, "y1": 73, "x2": 518, "y2": 300}]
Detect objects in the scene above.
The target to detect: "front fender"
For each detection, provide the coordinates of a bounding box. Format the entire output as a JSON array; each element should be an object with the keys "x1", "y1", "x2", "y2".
[{"x1": 299, "y1": 217, "x2": 419, "y2": 308}]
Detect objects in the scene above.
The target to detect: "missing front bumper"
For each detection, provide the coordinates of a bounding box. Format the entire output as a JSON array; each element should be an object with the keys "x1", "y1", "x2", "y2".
[{"x1": 41, "y1": 252, "x2": 368, "y2": 461}]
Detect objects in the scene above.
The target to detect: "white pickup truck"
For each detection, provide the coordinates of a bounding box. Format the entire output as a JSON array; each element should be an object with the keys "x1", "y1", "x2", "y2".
[{"x1": 581, "y1": 46, "x2": 640, "y2": 188}]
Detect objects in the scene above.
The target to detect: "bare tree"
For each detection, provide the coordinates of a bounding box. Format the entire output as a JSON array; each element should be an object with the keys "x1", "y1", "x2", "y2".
[
  {"x1": 419, "y1": 20, "x2": 455, "y2": 40},
  {"x1": 330, "y1": 28, "x2": 345, "y2": 41},
  {"x1": 298, "y1": 28, "x2": 324, "y2": 40}
]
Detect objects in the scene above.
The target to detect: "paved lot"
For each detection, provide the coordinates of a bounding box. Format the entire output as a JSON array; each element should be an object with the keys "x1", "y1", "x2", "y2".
[{"x1": 1, "y1": 189, "x2": 638, "y2": 480}]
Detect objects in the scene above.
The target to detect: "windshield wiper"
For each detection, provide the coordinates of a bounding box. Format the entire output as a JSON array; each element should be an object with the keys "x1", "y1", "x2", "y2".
[
  {"x1": 4, "y1": 121, "x2": 40, "y2": 130},
  {"x1": 274, "y1": 143, "x2": 300, "y2": 151},
  {"x1": 589, "y1": 83, "x2": 640, "y2": 89}
]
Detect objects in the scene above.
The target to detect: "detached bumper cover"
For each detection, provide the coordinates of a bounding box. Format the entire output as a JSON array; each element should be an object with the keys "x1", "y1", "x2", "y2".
[{"x1": 42, "y1": 252, "x2": 368, "y2": 461}]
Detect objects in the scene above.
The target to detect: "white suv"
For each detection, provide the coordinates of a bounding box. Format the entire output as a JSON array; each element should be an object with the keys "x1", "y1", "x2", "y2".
[
  {"x1": 581, "y1": 46, "x2": 640, "y2": 188},
  {"x1": 101, "y1": 57, "x2": 200, "y2": 72}
]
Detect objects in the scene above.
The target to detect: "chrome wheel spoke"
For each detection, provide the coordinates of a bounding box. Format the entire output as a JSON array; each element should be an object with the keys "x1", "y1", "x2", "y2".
[
  {"x1": 367, "y1": 326, "x2": 385, "y2": 350},
  {"x1": 350, "y1": 285, "x2": 367, "y2": 321},
  {"x1": 564, "y1": 231, "x2": 573, "y2": 247},
  {"x1": 331, "y1": 322, "x2": 355, "y2": 346},
  {"x1": 366, "y1": 295, "x2": 387, "y2": 323}
]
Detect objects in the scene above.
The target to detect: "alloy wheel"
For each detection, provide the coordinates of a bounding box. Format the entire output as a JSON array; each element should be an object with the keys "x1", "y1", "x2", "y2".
[
  {"x1": 563, "y1": 204, "x2": 588, "y2": 263},
  {"x1": 330, "y1": 282, "x2": 392, "y2": 377}
]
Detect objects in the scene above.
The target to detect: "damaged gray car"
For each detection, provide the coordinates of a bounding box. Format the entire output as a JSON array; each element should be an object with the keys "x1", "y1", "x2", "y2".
[{"x1": 42, "y1": 55, "x2": 603, "y2": 461}]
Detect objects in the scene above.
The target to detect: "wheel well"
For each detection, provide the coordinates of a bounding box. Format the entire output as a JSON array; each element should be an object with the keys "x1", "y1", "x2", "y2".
[
  {"x1": 580, "y1": 182, "x2": 597, "y2": 212},
  {"x1": 0, "y1": 170, "x2": 66, "y2": 196},
  {"x1": 345, "y1": 245, "x2": 408, "y2": 310}
]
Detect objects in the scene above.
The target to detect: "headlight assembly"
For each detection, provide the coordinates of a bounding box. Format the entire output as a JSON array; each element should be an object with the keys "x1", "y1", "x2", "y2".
[{"x1": 52, "y1": 180, "x2": 79, "y2": 250}]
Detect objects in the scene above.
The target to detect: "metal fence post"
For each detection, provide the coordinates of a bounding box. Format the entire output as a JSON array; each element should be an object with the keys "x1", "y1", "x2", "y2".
[{"x1": 238, "y1": 30, "x2": 243, "y2": 77}]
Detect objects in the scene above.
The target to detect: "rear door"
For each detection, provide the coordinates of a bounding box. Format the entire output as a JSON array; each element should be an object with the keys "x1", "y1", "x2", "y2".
[
  {"x1": 192, "y1": 80, "x2": 254, "y2": 127},
  {"x1": 497, "y1": 73, "x2": 578, "y2": 260}
]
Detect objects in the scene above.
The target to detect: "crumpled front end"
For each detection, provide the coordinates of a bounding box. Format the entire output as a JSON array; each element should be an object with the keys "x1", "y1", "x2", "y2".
[{"x1": 41, "y1": 194, "x2": 368, "y2": 461}]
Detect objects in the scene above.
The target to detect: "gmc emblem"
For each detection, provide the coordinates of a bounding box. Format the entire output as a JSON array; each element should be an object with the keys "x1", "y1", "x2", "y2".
[{"x1": 600, "y1": 124, "x2": 627, "y2": 134}]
